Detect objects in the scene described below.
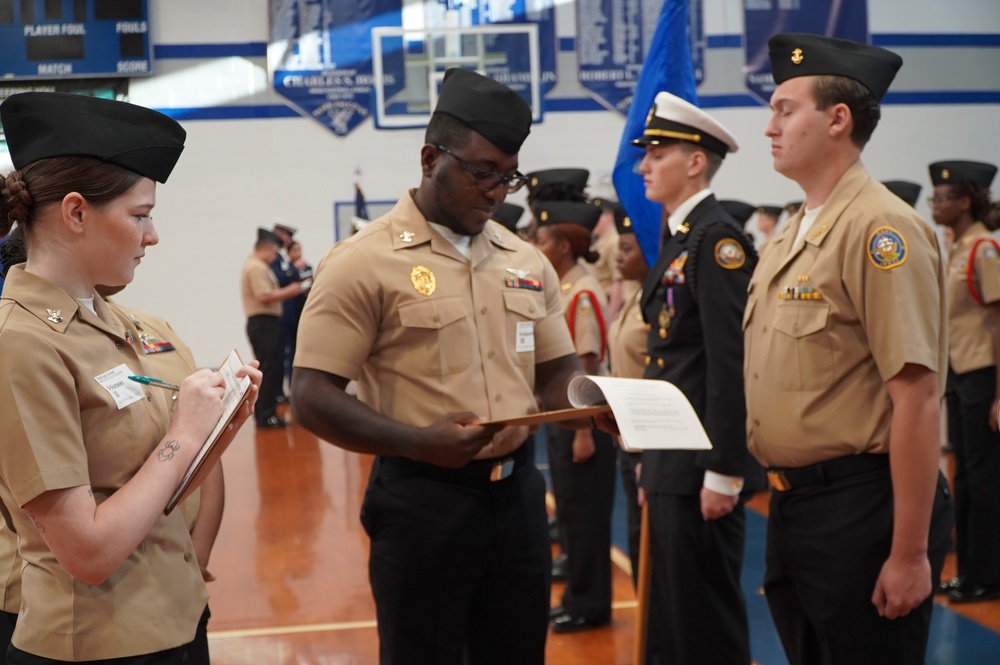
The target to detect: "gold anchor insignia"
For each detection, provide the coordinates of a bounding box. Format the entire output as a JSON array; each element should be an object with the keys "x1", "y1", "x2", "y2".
[
  {"x1": 791, "y1": 48, "x2": 804, "y2": 65},
  {"x1": 942, "y1": 168, "x2": 950, "y2": 180},
  {"x1": 410, "y1": 266, "x2": 436, "y2": 296},
  {"x1": 624, "y1": 217, "x2": 632, "y2": 228},
  {"x1": 399, "y1": 231, "x2": 415, "y2": 243},
  {"x1": 677, "y1": 222, "x2": 690, "y2": 234},
  {"x1": 531, "y1": 176, "x2": 539, "y2": 187},
  {"x1": 540, "y1": 211, "x2": 549, "y2": 222},
  {"x1": 46, "y1": 309, "x2": 62, "y2": 323}
]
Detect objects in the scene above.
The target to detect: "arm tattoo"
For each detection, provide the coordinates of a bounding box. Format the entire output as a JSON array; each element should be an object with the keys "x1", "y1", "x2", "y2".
[
  {"x1": 157, "y1": 440, "x2": 181, "y2": 462},
  {"x1": 24, "y1": 509, "x2": 45, "y2": 533}
]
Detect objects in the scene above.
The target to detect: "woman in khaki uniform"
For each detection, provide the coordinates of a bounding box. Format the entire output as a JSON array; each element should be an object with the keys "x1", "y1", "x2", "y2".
[
  {"x1": 605, "y1": 210, "x2": 649, "y2": 584},
  {"x1": 534, "y1": 200, "x2": 617, "y2": 632},
  {"x1": 0, "y1": 92, "x2": 259, "y2": 664},
  {"x1": 928, "y1": 160, "x2": 1000, "y2": 603}
]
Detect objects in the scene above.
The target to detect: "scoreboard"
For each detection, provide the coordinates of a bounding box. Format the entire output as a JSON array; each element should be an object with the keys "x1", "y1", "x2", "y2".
[{"x1": 0, "y1": 0, "x2": 151, "y2": 80}]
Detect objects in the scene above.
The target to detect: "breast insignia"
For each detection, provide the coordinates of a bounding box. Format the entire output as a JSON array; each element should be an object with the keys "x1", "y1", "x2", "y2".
[{"x1": 410, "y1": 265, "x2": 436, "y2": 296}]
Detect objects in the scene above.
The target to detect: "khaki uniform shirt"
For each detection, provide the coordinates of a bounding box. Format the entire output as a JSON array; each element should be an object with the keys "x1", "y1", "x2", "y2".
[
  {"x1": 295, "y1": 191, "x2": 575, "y2": 459},
  {"x1": 241, "y1": 256, "x2": 281, "y2": 317},
  {"x1": 608, "y1": 280, "x2": 647, "y2": 380},
  {"x1": 560, "y1": 263, "x2": 609, "y2": 371},
  {"x1": 946, "y1": 222, "x2": 1000, "y2": 373},
  {"x1": 744, "y1": 162, "x2": 947, "y2": 468},
  {"x1": 588, "y1": 227, "x2": 620, "y2": 294},
  {"x1": 0, "y1": 266, "x2": 206, "y2": 660}
]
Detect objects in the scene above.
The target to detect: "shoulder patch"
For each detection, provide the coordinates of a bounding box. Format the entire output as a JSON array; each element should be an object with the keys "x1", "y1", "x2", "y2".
[
  {"x1": 981, "y1": 242, "x2": 1000, "y2": 264},
  {"x1": 575, "y1": 293, "x2": 593, "y2": 314},
  {"x1": 714, "y1": 238, "x2": 746, "y2": 269},
  {"x1": 867, "y1": 226, "x2": 907, "y2": 270}
]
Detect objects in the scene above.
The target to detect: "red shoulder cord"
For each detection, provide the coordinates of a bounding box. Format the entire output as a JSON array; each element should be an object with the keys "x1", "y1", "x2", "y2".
[
  {"x1": 966, "y1": 237, "x2": 1000, "y2": 306},
  {"x1": 566, "y1": 290, "x2": 607, "y2": 364}
]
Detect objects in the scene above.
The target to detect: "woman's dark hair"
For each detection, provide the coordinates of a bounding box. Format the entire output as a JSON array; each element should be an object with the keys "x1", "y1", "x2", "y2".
[
  {"x1": 0, "y1": 156, "x2": 143, "y2": 237},
  {"x1": 0, "y1": 224, "x2": 26, "y2": 277},
  {"x1": 982, "y1": 200, "x2": 1000, "y2": 232},
  {"x1": 812, "y1": 75, "x2": 881, "y2": 149},
  {"x1": 946, "y1": 182, "x2": 993, "y2": 225},
  {"x1": 550, "y1": 223, "x2": 598, "y2": 263}
]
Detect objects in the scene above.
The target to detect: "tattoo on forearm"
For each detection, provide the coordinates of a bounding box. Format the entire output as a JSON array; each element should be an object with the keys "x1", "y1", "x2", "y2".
[
  {"x1": 157, "y1": 440, "x2": 180, "y2": 462},
  {"x1": 24, "y1": 509, "x2": 44, "y2": 533}
]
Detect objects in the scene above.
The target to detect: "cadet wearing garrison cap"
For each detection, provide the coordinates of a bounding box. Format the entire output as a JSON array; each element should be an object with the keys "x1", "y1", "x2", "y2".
[
  {"x1": 292, "y1": 67, "x2": 583, "y2": 665},
  {"x1": 744, "y1": 33, "x2": 952, "y2": 664},
  {"x1": 630, "y1": 91, "x2": 762, "y2": 665},
  {"x1": 882, "y1": 180, "x2": 922, "y2": 208},
  {"x1": 928, "y1": 159, "x2": 1000, "y2": 604},
  {"x1": 718, "y1": 199, "x2": 756, "y2": 229},
  {"x1": 755, "y1": 204, "x2": 784, "y2": 250},
  {"x1": 490, "y1": 201, "x2": 525, "y2": 233}
]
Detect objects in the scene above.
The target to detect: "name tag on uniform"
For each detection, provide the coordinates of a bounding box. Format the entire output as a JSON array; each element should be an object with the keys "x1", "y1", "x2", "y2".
[
  {"x1": 94, "y1": 364, "x2": 146, "y2": 409},
  {"x1": 516, "y1": 321, "x2": 535, "y2": 353}
]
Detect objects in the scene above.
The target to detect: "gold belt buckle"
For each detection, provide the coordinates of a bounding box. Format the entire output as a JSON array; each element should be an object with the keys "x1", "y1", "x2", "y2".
[
  {"x1": 767, "y1": 469, "x2": 791, "y2": 492},
  {"x1": 490, "y1": 458, "x2": 515, "y2": 482}
]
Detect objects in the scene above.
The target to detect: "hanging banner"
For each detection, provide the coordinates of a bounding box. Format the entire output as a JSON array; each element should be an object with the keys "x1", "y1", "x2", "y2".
[
  {"x1": 744, "y1": 0, "x2": 869, "y2": 105},
  {"x1": 269, "y1": 0, "x2": 403, "y2": 137},
  {"x1": 577, "y1": 0, "x2": 703, "y2": 115}
]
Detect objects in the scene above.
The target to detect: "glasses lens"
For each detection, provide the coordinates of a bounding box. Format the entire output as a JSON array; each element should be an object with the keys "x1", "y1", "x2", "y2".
[{"x1": 506, "y1": 175, "x2": 527, "y2": 194}]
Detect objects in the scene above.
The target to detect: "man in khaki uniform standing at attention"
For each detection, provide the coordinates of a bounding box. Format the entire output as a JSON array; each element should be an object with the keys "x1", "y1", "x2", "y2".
[
  {"x1": 291, "y1": 68, "x2": 583, "y2": 665},
  {"x1": 743, "y1": 33, "x2": 953, "y2": 664}
]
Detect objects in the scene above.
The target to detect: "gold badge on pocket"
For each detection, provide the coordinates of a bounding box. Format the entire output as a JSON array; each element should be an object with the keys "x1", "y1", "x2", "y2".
[{"x1": 410, "y1": 266, "x2": 436, "y2": 296}]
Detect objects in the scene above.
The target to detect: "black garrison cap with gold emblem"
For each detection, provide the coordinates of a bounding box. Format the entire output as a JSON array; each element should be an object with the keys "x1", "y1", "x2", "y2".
[
  {"x1": 719, "y1": 200, "x2": 756, "y2": 228},
  {"x1": 882, "y1": 180, "x2": 923, "y2": 207},
  {"x1": 491, "y1": 201, "x2": 525, "y2": 233},
  {"x1": 632, "y1": 91, "x2": 739, "y2": 157},
  {"x1": 257, "y1": 227, "x2": 284, "y2": 247},
  {"x1": 0, "y1": 91, "x2": 186, "y2": 182},
  {"x1": 593, "y1": 198, "x2": 633, "y2": 236},
  {"x1": 757, "y1": 205, "x2": 784, "y2": 219},
  {"x1": 535, "y1": 200, "x2": 602, "y2": 233},
  {"x1": 768, "y1": 33, "x2": 903, "y2": 101},
  {"x1": 929, "y1": 161, "x2": 998, "y2": 189},
  {"x1": 433, "y1": 68, "x2": 532, "y2": 155},
  {"x1": 526, "y1": 168, "x2": 590, "y2": 199}
]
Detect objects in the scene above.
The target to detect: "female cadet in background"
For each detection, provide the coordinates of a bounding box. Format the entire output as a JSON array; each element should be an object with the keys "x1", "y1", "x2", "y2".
[
  {"x1": 0, "y1": 91, "x2": 261, "y2": 664},
  {"x1": 605, "y1": 204, "x2": 649, "y2": 585},
  {"x1": 928, "y1": 160, "x2": 1000, "y2": 604},
  {"x1": 533, "y1": 200, "x2": 618, "y2": 632}
]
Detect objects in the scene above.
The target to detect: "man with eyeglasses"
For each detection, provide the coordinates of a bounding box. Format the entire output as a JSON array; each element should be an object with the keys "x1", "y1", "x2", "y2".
[{"x1": 291, "y1": 67, "x2": 585, "y2": 665}]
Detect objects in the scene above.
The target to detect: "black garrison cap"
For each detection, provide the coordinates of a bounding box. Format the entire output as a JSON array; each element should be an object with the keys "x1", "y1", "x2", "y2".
[
  {"x1": 433, "y1": 68, "x2": 532, "y2": 155},
  {"x1": 719, "y1": 200, "x2": 756, "y2": 228},
  {"x1": 491, "y1": 202, "x2": 525, "y2": 232},
  {"x1": 768, "y1": 33, "x2": 903, "y2": 101},
  {"x1": 593, "y1": 198, "x2": 633, "y2": 235},
  {"x1": 0, "y1": 92, "x2": 186, "y2": 182},
  {"x1": 757, "y1": 205, "x2": 784, "y2": 219},
  {"x1": 535, "y1": 200, "x2": 602, "y2": 233},
  {"x1": 257, "y1": 227, "x2": 284, "y2": 247},
  {"x1": 526, "y1": 168, "x2": 590, "y2": 198},
  {"x1": 882, "y1": 180, "x2": 923, "y2": 207},
  {"x1": 929, "y1": 161, "x2": 997, "y2": 188}
]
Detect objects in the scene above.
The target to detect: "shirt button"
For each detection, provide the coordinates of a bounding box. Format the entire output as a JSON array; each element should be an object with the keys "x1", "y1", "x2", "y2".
[
  {"x1": 792, "y1": 322, "x2": 800, "y2": 334},
  {"x1": 184, "y1": 553, "x2": 192, "y2": 562},
  {"x1": 433, "y1": 315, "x2": 440, "y2": 323},
  {"x1": 495, "y1": 394, "x2": 502, "y2": 402},
  {"x1": 762, "y1": 326, "x2": 768, "y2": 333},
  {"x1": 754, "y1": 419, "x2": 761, "y2": 427},
  {"x1": 657, "y1": 358, "x2": 665, "y2": 368},
  {"x1": 753, "y1": 372, "x2": 759, "y2": 380},
  {"x1": 487, "y1": 350, "x2": 495, "y2": 360},
  {"x1": 115, "y1": 341, "x2": 124, "y2": 350},
  {"x1": 644, "y1": 356, "x2": 651, "y2": 366},
  {"x1": 481, "y1": 307, "x2": 488, "y2": 315},
  {"x1": 529, "y1": 306, "x2": 535, "y2": 314}
]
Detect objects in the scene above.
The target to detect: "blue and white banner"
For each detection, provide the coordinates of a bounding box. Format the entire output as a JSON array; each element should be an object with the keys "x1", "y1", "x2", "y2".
[{"x1": 744, "y1": 0, "x2": 869, "y2": 104}]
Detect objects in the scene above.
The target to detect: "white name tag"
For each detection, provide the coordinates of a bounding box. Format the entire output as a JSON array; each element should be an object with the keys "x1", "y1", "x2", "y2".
[
  {"x1": 516, "y1": 321, "x2": 535, "y2": 353},
  {"x1": 94, "y1": 364, "x2": 146, "y2": 410}
]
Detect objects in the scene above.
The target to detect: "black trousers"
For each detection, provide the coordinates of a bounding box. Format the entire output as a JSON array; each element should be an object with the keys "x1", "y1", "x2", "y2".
[
  {"x1": 644, "y1": 493, "x2": 751, "y2": 665},
  {"x1": 546, "y1": 425, "x2": 617, "y2": 620},
  {"x1": 246, "y1": 314, "x2": 282, "y2": 423},
  {"x1": 361, "y1": 447, "x2": 550, "y2": 665},
  {"x1": 765, "y1": 462, "x2": 953, "y2": 665},
  {"x1": 949, "y1": 366, "x2": 1000, "y2": 585},
  {"x1": 7, "y1": 645, "x2": 187, "y2": 665},
  {"x1": 619, "y1": 450, "x2": 642, "y2": 587}
]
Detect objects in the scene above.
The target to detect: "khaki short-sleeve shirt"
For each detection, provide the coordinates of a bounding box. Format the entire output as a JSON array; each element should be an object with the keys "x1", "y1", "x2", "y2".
[
  {"x1": 744, "y1": 162, "x2": 947, "y2": 468},
  {"x1": 295, "y1": 192, "x2": 575, "y2": 459},
  {"x1": 560, "y1": 263, "x2": 609, "y2": 369},
  {"x1": 608, "y1": 280, "x2": 648, "y2": 380},
  {"x1": 946, "y1": 222, "x2": 1000, "y2": 373},
  {"x1": 241, "y1": 256, "x2": 281, "y2": 317},
  {"x1": 588, "y1": 227, "x2": 620, "y2": 294},
  {"x1": 0, "y1": 267, "x2": 206, "y2": 660}
]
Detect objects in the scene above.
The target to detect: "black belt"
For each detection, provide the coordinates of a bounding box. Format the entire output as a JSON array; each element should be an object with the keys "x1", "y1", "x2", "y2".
[
  {"x1": 377, "y1": 444, "x2": 530, "y2": 488},
  {"x1": 767, "y1": 453, "x2": 889, "y2": 492}
]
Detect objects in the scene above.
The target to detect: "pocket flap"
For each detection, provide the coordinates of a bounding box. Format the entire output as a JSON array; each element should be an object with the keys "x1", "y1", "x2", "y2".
[
  {"x1": 503, "y1": 290, "x2": 545, "y2": 319},
  {"x1": 773, "y1": 302, "x2": 830, "y2": 338},
  {"x1": 397, "y1": 296, "x2": 467, "y2": 330}
]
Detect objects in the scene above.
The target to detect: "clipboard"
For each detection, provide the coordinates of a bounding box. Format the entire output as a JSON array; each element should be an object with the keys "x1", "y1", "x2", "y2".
[
  {"x1": 164, "y1": 349, "x2": 251, "y2": 514},
  {"x1": 481, "y1": 404, "x2": 611, "y2": 427}
]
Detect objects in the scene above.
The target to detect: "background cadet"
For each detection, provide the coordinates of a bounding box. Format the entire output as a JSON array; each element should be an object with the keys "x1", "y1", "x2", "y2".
[{"x1": 882, "y1": 179, "x2": 923, "y2": 208}]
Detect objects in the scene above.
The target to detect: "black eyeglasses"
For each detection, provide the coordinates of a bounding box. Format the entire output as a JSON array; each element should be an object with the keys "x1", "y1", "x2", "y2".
[
  {"x1": 927, "y1": 195, "x2": 960, "y2": 206},
  {"x1": 436, "y1": 145, "x2": 528, "y2": 194}
]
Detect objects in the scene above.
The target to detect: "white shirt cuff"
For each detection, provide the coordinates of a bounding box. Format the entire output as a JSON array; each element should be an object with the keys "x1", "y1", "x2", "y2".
[{"x1": 703, "y1": 471, "x2": 744, "y2": 496}]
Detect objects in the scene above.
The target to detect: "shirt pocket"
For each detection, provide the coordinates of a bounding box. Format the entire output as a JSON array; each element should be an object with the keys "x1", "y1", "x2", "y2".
[
  {"x1": 772, "y1": 301, "x2": 833, "y2": 391},
  {"x1": 503, "y1": 290, "x2": 546, "y2": 366},
  {"x1": 396, "y1": 296, "x2": 473, "y2": 376}
]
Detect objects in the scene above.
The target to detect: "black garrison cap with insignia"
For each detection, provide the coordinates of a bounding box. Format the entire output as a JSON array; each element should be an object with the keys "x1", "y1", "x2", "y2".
[
  {"x1": 757, "y1": 205, "x2": 784, "y2": 219},
  {"x1": 433, "y1": 68, "x2": 532, "y2": 155},
  {"x1": 929, "y1": 161, "x2": 997, "y2": 189},
  {"x1": 593, "y1": 198, "x2": 632, "y2": 236},
  {"x1": 882, "y1": 180, "x2": 923, "y2": 207},
  {"x1": 0, "y1": 91, "x2": 186, "y2": 182},
  {"x1": 491, "y1": 202, "x2": 525, "y2": 233},
  {"x1": 631, "y1": 91, "x2": 739, "y2": 157},
  {"x1": 535, "y1": 200, "x2": 602, "y2": 233},
  {"x1": 526, "y1": 168, "x2": 590, "y2": 198},
  {"x1": 768, "y1": 33, "x2": 903, "y2": 101},
  {"x1": 257, "y1": 227, "x2": 284, "y2": 247},
  {"x1": 719, "y1": 200, "x2": 756, "y2": 228}
]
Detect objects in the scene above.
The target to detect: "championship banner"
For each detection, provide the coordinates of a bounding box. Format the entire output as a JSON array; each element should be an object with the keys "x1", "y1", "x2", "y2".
[{"x1": 743, "y1": 0, "x2": 869, "y2": 105}]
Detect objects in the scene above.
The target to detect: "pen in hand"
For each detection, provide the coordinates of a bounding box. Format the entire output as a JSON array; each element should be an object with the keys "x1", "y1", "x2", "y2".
[{"x1": 128, "y1": 375, "x2": 181, "y2": 391}]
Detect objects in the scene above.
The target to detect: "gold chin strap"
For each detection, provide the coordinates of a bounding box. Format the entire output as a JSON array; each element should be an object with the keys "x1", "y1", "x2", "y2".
[{"x1": 643, "y1": 128, "x2": 702, "y2": 143}]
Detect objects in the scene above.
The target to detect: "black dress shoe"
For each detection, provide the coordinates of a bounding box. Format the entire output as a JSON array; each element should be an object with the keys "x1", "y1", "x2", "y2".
[
  {"x1": 257, "y1": 415, "x2": 288, "y2": 429},
  {"x1": 551, "y1": 553, "x2": 569, "y2": 581},
  {"x1": 548, "y1": 515, "x2": 561, "y2": 543},
  {"x1": 549, "y1": 605, "x2": 564, "y2": 619},
  {"x1": 550, "y1": 612, "x2": 610, "y2": 633},
  {"x1": 947, "y1": 583, "x2": 1000, "y2": 604},
  {"x1": 276, "y1": 395, "x2": 290, "y2": 405},
  {"x1": 937, "y1": 576, "x2": 964, "y2": 595}
]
